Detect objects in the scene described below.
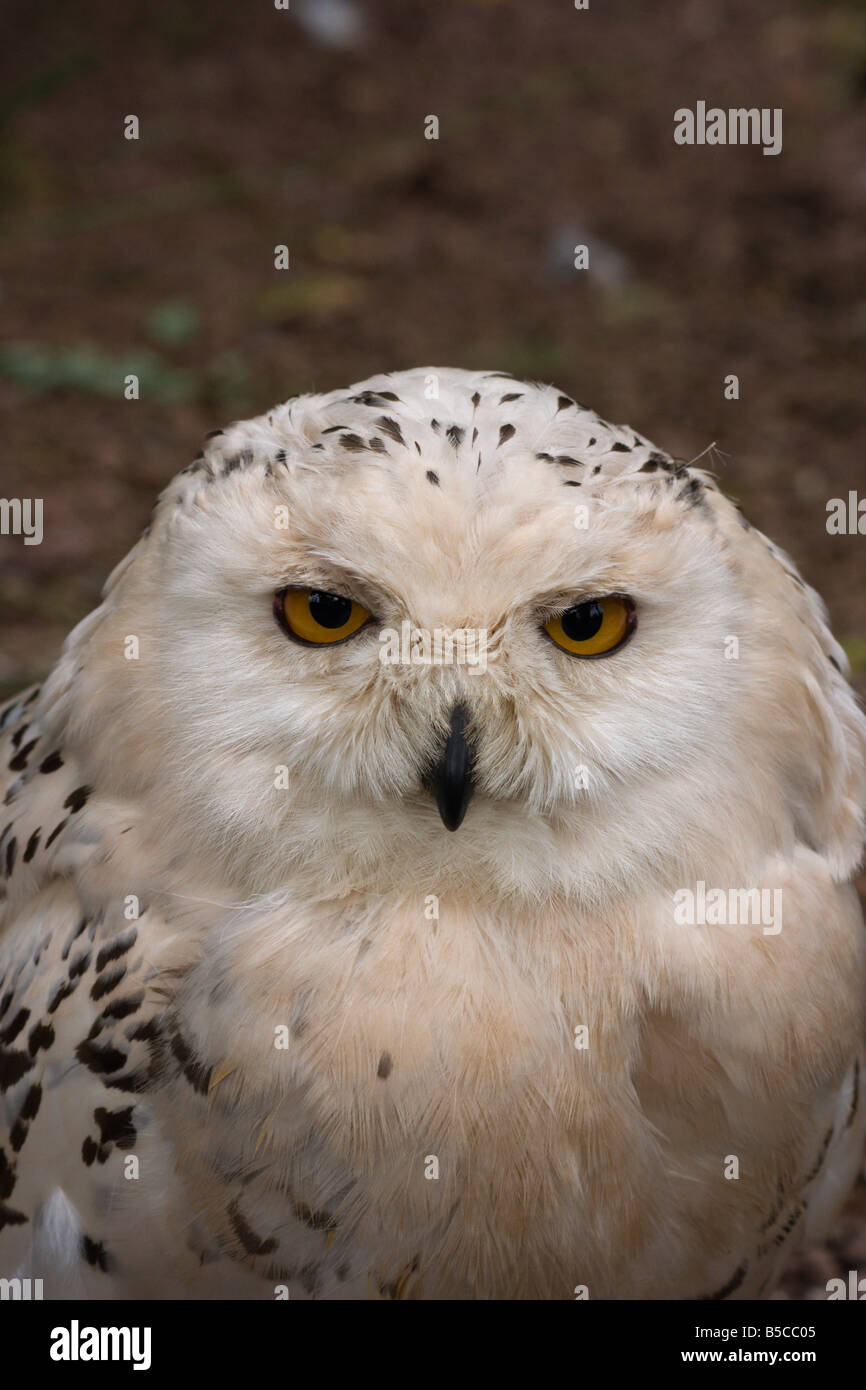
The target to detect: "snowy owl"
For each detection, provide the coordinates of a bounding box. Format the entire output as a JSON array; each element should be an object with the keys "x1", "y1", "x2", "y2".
[{"x1": 1, "y1": 367, "x2": 864, "y2": 1300}]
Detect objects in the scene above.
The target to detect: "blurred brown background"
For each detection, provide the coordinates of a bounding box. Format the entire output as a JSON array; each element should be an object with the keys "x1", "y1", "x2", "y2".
[{"x1": 0, "y1": 0, "x2": 865, "y2": 1295}]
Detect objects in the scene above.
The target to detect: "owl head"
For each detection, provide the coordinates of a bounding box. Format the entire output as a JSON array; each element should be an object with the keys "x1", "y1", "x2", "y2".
[{"x1": 48, "y1": 368, "x2": 866, "y2": 911}]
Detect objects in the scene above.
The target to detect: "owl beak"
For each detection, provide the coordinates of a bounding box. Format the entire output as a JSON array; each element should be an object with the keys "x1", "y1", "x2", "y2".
[{"x1": 427, "y1": 704, "x2": 475, "y2": 831}]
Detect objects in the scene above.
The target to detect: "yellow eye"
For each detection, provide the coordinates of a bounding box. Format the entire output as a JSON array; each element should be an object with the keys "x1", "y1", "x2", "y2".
[
  {"x1": 543, "y1": 596, "x2": 635, "y2": 657},
  {"x1": 276, "y1": 588, "x2": 372, "y2": 645}
]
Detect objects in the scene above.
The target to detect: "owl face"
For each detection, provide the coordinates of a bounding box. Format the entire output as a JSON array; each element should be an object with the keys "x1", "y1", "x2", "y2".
[{"x1": 60, "y1": 369, "x2": 864, "y2": 908}]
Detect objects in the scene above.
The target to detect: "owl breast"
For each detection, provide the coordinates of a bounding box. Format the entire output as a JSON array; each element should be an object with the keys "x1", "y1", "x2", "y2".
[{"x1": 164, "y1": 888, "x2": 847, "y2": 1298}]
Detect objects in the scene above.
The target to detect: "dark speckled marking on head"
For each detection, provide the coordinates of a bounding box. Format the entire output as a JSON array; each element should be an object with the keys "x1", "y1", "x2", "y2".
[
  {"x1": 610, "y1": 442, "x2": 631, "y2": 453},
  {"x1": 377, "y1": 1051, "x2": 393, "y2": 1079},
  {"x1": 498, "y1": 424, "x2": 515, "y2": 446},
  {"x1": 351, "y1": 390, "x2": 392, "y2": 407},
  {"x1": 23, "y1": 830, "x2": 41, "y2": 863},
  {"x1": 426, "y1": 471, "x2": 439, "y2": 486},
  {"x1": 677, "y1": 477, "x2": 705, "y2": 508},
  {"x1": 446, "y1": 424, "x2": 464, "y2": 447},
  {"x1": 376, "y1": 416, "x2": 405, "y2": 446},
  {"x1": 556, "y1": 396, "x2": 574, "y2": 412},
  {"x1": 339, "y1": 433, "x2": 366, "y2": 452},
  {"x1": 638, "y1": 452, "x2": 673, "y2": 473},
  {"x1": 180, "y1": 457, "x2": 213, "y2": 481},
  {"x1": 500, "y1": 392, "x2": 523, "y2": 403},
  {"x1": 222, "y1": 449, "x2": 253, "y2": 477},
  {"x1": 471, "y1": 391, "x2": 481, "y2": 407}
]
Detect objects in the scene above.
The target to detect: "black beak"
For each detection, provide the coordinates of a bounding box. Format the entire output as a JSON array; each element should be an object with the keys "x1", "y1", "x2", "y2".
[{"x1": 427, "y1": 704, "x2": 475, "y2": 831}]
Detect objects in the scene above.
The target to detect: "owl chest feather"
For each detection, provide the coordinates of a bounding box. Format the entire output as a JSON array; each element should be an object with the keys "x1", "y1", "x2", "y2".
[{"x1": 163, "y1": 887, "x2": 856, "y2": 1297}]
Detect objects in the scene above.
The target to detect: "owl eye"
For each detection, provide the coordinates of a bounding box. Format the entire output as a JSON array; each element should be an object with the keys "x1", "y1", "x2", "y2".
[
  {"x1": 543, "y1": 596, "x2": 635, "y2": 657},
  {"x1": 275, "y1": 588, "x2": 373, "y2": 645}
]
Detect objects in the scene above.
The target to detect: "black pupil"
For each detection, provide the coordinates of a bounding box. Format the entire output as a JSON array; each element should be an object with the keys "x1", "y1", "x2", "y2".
[
  {"x1": 308, "y1": 590, "x2": 353, "y2": 629},
  {"x1": 561, "y1": 601, "x2": 604, "y2": 642}
]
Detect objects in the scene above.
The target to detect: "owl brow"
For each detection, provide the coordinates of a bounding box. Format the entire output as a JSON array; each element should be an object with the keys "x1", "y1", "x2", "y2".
[
  {"x1": 535, "y1": 585, "x2": 629, "y2": 613},
  {"x1": 275, "y1": 566, "x2": 387, "y2": 609}
]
